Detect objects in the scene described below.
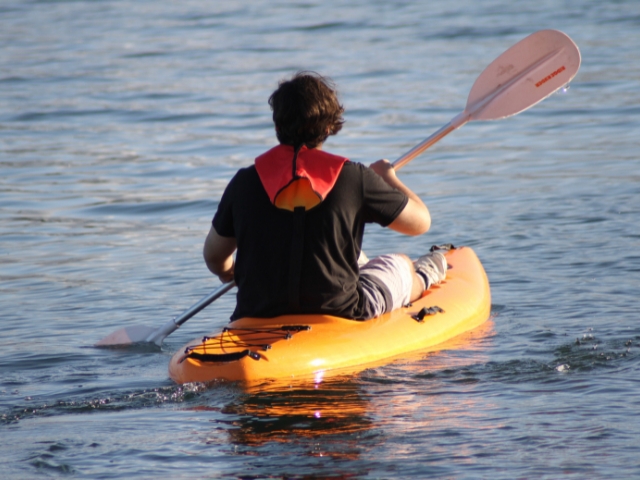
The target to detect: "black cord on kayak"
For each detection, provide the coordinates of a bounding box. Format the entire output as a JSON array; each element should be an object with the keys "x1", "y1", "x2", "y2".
[
  {"x1": 180, "y1": 325, "x2": 312, "y2": 363},
  {"x1": 430, "y1": 244, "x2": 455, "y2": 252},
  {"x1": 413, "y1": 306, "x2": 445, "y2": 322}
]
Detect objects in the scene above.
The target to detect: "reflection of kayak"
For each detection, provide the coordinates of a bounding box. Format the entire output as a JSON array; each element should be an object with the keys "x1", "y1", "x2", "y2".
[{"x1": 169, "y1": 246, "x2": 491, "y2": 384}]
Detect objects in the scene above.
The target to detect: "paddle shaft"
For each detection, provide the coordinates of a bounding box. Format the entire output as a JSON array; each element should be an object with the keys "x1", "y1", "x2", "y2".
[
  {"x1": 176, "y1": 281, "x2": 235, "y2": 327},
  {"x1": 393, "y1": 112, "x2": 468, "y2": 170},
  {"x1": 145, "y1": 281, "x2": 236, "y2": 345}
]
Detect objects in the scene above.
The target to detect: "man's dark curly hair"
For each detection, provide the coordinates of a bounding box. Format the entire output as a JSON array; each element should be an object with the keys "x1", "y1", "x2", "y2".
[{"x1": 268, "y1": 71, "x2": 345, "y2": 149}]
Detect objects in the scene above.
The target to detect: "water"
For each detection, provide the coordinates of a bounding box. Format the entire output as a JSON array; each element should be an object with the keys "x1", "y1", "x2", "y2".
[{"x1": 1, "y1": 0, "x2": 639, "y2": 478}]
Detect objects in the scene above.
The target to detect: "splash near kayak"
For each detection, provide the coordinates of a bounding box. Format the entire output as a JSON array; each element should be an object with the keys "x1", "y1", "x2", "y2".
[{"x1": 169, "y1": 246, "x2": 491, "y2": 384}]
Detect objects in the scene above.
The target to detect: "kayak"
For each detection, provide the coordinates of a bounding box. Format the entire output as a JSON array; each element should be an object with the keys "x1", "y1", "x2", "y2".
[{"x1": 169, "y1": 246, "x2": 490, "y2": 384}]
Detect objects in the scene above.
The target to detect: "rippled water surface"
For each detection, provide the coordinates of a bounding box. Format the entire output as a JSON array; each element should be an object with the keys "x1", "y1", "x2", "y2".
[{"x1": 2, "y1": 0, "x2": 640, "y2": 478}]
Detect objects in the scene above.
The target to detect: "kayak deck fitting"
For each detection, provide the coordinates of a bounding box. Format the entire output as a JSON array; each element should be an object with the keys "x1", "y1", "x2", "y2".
[{"x1": 169, "y1": 246, "x2": 491, "y2": 384}]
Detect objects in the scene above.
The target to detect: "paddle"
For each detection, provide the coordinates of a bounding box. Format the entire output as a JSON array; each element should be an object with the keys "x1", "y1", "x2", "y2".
[
  {"x1": 393, "y1": 29, "x2": 581, "y2": 169},
  {"x1": 96, "y1": 29, "x2": 580, "y2": 348},
  {"x1": 95, "y1": 281, "x2": 235, "y2": 346}
]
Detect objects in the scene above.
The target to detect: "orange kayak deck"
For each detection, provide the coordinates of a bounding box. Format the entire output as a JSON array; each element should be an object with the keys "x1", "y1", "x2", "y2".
[{"x1": 169, "y1": 246, "x2": 491, "y2": 384}]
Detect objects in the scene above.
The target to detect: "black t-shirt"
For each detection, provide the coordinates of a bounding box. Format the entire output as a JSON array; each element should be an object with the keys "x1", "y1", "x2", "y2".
[{"x1": 213, "y1": 161, "x2": 408, "y2": 320}]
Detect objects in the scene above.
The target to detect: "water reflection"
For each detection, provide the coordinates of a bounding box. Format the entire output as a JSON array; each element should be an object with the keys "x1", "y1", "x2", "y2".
[{"x1": 220, "y1": 379, "x2": 375, "y2": 460}]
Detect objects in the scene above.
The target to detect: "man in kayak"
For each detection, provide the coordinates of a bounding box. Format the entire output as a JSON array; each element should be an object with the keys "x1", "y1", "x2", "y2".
[{"x1": 203, "y1": 71, "x2": 446, "y2": 321}]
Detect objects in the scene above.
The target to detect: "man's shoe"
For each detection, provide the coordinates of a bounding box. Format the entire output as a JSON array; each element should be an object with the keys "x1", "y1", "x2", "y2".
[{"x1": 414, "y1": 251, "x2": 447, "y2": 289}]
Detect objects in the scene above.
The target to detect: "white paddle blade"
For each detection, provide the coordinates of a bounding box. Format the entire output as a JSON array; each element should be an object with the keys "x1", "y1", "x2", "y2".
[
  {"x1": 466, "y1": 29, "x2": 581, "y2": 121},
  {"x1": 95, "y1": 325, "x2": 159, "y2": 347}
]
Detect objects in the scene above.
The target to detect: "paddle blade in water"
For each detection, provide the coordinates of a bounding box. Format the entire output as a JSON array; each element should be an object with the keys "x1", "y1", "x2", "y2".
[
  {"x1": 466, "y1": 29, "x2": 581, "y2": 121},
  {"x1": 95, "y1": 325, "x2": 159, "y2": 347}
]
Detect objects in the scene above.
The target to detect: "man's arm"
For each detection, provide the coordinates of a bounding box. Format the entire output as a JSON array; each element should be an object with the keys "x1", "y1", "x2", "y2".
[
  {"x1": 369, "y1": 159, "x2": 431, "y2": 236},
  {"x1": 203, "y1": 225, "x2": 237, "y2": 283}
]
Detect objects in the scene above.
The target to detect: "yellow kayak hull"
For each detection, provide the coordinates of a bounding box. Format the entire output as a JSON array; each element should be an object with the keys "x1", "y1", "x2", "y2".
[{"x1": 169, "y1": 246, "x2": 491, "y2": 384}]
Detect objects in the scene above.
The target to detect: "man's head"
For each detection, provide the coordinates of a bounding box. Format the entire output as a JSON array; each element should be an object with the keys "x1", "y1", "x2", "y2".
[{"x1": 269, "y1": 71, "x2": 345, "y2": 149}]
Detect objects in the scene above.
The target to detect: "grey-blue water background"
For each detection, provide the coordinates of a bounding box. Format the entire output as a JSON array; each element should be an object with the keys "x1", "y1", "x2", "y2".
[{"x1": 1, "y1": 0, "x2": 639, "y2": 478}]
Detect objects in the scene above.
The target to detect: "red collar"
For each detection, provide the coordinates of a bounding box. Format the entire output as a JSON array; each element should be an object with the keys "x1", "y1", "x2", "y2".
[{"x1": 255, "y1": 145, "x2": 347, "y2": 210}]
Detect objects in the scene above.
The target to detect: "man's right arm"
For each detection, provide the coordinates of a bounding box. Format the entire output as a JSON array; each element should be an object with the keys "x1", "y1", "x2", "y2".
[{"x1": 369, "y1": 159, "x2": 431, "y2": 236}]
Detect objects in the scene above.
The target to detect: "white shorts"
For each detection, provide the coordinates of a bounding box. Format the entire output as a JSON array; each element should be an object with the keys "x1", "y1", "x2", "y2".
[{"x1": 359, "y1": 254, "x2": 413, "y2": 318}]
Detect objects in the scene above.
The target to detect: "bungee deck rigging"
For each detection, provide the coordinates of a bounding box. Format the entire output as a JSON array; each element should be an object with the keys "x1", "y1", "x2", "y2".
[{"x1": 180, "y1": 325, "x2": 312, "y2": 363}]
